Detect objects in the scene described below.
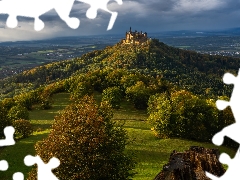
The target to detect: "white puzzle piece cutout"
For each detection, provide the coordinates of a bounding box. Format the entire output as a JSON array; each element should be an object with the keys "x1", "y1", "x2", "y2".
[
  {"x1": 0, "y1": 0, "x2": 123, "y2": 31},
  {"x1": 206, "y1": 148, "x2": 240, "y2": 179},
  {"x1": 24, "y1": 155, "x2": 60, "y2": 180},
  {"x1": 206, "y1": 69, "x2": 240, "y2": 179},
  {"x1": 212, "y1": 71, "x2": 240, "y2": 145},
  {"x1": 0, "y1": 126, "x2": 15, "y2": 173},
  {"x1": 0, "y1": 160, "x2": 8, "y2": 171},
  {"x1": 0, "y1": 126, "x2": 15, "y2": 146},
  {"x1": 0, "y1": 0, "x2": 79, "y2": 31},
  {"x1": 71, "y1": 0, "x2": 122, "y2": 30},
  {"x1": 12, "y1": 172, "x2": 24, "y2": 180}
]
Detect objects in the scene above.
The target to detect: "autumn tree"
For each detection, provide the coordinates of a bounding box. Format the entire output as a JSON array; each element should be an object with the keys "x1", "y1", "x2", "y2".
[{"x1": 28, "y1": 96, "x2": 135, "y2": 180}]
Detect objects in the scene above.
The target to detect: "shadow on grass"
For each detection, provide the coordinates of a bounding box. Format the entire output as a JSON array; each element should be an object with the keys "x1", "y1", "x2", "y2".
[
  {"x1": 0, "y1": 132, "x2": 49, "y2": 180},
  {"x1": 123, "y1": 126, "x2": 150, "y2": 131}
]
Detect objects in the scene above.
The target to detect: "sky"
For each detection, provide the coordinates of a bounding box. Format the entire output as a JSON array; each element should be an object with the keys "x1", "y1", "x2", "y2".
[{"x1": 0, "y1": 0, "x2": 239, "y2": 41}]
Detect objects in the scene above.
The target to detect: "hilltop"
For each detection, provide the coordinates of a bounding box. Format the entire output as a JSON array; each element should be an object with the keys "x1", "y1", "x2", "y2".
[{"x1": 0, "y1": 36, "x2": 239, "y2": 100}]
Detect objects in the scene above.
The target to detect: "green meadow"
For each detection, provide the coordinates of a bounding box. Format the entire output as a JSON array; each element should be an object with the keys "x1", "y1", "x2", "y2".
[{"x1": 0, "y1": 93, "x2": 235, "y2": 180}]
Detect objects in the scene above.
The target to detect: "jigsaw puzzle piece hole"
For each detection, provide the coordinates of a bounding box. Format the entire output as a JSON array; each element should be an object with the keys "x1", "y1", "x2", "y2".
[
  {"x1": 24, "y1": 155, "x2": 35, "y2": 166},
  {"x1": 86, "y1": 8, "x2": 97, "y2": 19},
  {"x1": 48, "y1": 157, "x2": 60, "y2": 168},
  {"x1": 107, "y1": 11, "x2": 117, "y2": 30},
  {"x1": 216, "y1": 100, "x2": 229, "y2": 110},
  {"x1": 0, "y1": 160, "x2": 8, "y2": 171},
  {"x1": 66, "y1": 17, "x2": 80, "y2": 29},
  {"x1": 212, "y1": 133, "x2": 224, "y2": 146},
  {"x1": 6, "y1": 16, "x2": 18, "y2": 28},
  {"x1": 219, "y1": 153, "x2": 231, "y2": 165},
  {"x1": 223, "y1": 73, "x2": 236, "y2": 84},
  {"x1": 13, "y1": 172, "x2": 24, "y2": 180},
  {"x1": 205, "y1": 171, "x2": 220, "y2": 180},
  {"x1": 34, "y1": 18, "x2": 44, "y2": 31}
]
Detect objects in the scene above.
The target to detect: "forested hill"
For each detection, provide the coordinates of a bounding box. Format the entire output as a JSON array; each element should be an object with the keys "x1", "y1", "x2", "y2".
[{"x1": 0, "y1": 38, "x2": 239, "y2": 100}]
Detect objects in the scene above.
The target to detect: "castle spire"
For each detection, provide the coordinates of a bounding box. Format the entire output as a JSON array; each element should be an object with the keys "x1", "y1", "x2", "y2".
[{"x1": 130, "y1": 27, "x2": 131, "y2": 32}]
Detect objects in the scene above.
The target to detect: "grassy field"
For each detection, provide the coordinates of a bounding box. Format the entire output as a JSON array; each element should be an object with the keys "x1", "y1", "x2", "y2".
[{"x1": 0, "y1": 92, "x2": 236, "y2": 180}]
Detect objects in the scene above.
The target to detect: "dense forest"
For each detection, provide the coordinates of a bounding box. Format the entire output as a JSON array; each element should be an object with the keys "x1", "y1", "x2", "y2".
[
  {"x1": 0, "y1": 38, "x2": 238, "y2": 179},
  {"x1": 0, "y1": 38, "x2": 239, "y2": 100}
]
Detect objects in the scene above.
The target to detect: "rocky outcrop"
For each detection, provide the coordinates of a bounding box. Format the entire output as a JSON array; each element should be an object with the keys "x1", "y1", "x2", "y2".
[{"x1": 154, "y1": 146, "x2": 226, "y2": 180}]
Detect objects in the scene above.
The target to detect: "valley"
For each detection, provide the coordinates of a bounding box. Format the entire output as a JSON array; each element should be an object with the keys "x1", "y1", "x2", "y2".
[{"x1": 0, "y1": 33, "x2": 239, "y2": 179}]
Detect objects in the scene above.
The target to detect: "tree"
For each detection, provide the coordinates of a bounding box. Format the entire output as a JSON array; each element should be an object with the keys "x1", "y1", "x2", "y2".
[
  {"x1": 147, "y1": 90, "x2": 219, "y2": 142},
  {"x1": 102, "y1": 86, "x2": 123, "y2": 109},
  {"x1": 69, "y1": 81, "x2": 93, "y2": 101},
  {"x1": 12, "y1": 119, "x2": 33, "y2": 139},
  {"x1": 7, "y1": 105, "x2": 29, "y2": 121},
  {"x1": 126, "y1": 81, "x2": 151, "y2": 109},
  {"x1": 0, "y1": 102, "x2": 11, "y2": 138},
  {"x1": 28, "y1": 96, "x2": 135, "y2": 180},
  {"x1": 147, "y1": 93, "x2": 172, "y2": 138},
  {"x1": 1, "y1": 98, "x2": 16, "y2": 110}
]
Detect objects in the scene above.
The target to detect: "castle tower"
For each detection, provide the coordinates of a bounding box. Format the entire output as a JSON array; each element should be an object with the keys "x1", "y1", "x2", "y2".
[{"x1": 123, "y1": 27, "x2": 148, "y2": 45}]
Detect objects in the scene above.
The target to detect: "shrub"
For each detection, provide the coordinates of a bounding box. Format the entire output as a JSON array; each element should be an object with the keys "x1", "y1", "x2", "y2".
[
  {"x1": 12, "y1": 119, "x2": 33, "y2": 139},
  {"x1": 1, "y1": 98, "x2": 16, "y2": 110},
  {"x1": 70, "y1": 81, "x2": 93, "y2": 101},
  {"x1": 102, "y1": 86, "x2": 123, "y2": 109},
  {"x1": 147, "y1": 90, "x2": 220, "y2": 142},
  {"x1": 7, "y1": 105, "x2": 29, "y2": 121},
  {"x1": 147, "y1": 93, "x2": 172, "y2": 138},
  {"x1": 39, "y1": 99, "x2": 52, "y2": 110},
  {"x1": 0, "y1": 102, "x2": 11, "y2": 138},
  {"x1": 27, "y1": 95, "x2": 135, "y2": 180},
  {"x1": 126, "y1": 81, "x2": 151, "y2": 109},
  {"x1": 14, "y1": 92, "x2": 36, "y2": 110}
]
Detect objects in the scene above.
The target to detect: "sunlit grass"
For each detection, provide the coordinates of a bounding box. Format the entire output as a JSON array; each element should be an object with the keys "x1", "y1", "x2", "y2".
[
  {"x1": 0, "y1": 130, "x2": 50, "y2": 180},
  {"x1": 123, "y1": 120, "x2": 235, "y2": 180},
  {"x1": 0, "y1": 93, "x2": 70, "y2": 180},
  {"x1": 0, "y1": 92, "x2": 236, "y2": 180}
]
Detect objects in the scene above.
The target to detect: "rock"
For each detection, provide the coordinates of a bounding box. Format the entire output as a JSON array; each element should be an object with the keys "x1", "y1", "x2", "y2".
[{"x1": 154, "y1": 146, "x2": 226, "y2": 180}]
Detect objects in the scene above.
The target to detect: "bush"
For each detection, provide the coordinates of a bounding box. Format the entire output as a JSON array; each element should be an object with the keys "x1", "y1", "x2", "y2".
[
  {"x1": 126, "y1": 81, "x2": 151, "y2": 109},
  {"x1": 14, "y1": 92, "x2": 36, "y2": 110},
  {"x1": 39, "y1": 99, "x2": 52, "y2": 110},
  {"x1": 70, "y1": 81, "x2": 93, "y2": 101},
  {"x1": 1, "y1": 98, "x2": 16, "y2": 111},
  {"x1": 147, "y1": 93, "x2": 172, "y2": 138},
  {"x1": 0, "y1": 102, "x2": 11, "y2": 138},
  {"x1": 7, "y1": 105, "x2": 29, "y2": 121},
  {"x1": 148, "y1": 90, "x2": 220, "y2": 142},
  {"x1": 102, "y1": 86, "x2": 123, "y2": 109},
  {"x1": 12, "y1": 119, "x2": 33, "y2": 139},
  {"x1": 27, "y1": 95, "x2": 135, "y2": 180}
]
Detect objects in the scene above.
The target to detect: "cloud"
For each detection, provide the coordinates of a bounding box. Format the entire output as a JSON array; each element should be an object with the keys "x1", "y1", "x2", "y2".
[
  {"x1": 173, "y1": 0, "x2": 225, "y2": 14},
  {"x1": 0, "y1": 0, "x2": 239, "y2": 41}
]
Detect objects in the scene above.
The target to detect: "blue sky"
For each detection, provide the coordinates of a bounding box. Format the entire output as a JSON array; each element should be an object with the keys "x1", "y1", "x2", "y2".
[{"x1": 0, "y1": 0, "x2": 239, "y2": 41}]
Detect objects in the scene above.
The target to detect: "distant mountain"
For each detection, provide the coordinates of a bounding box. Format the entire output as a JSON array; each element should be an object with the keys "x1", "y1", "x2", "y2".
[{"x1": 150, "y1": 27, "x2": 240, "y2": 38}]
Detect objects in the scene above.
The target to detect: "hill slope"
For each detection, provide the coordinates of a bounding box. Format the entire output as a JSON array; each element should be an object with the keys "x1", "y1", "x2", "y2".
[{"x1": 1, "y1": 38, "x2": 239, "y2": 99}]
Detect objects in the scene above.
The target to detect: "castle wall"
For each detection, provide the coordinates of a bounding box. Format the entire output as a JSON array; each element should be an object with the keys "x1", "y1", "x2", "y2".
[{"x1": 123, "y1": 28, "x2": 148, "y2": 45}]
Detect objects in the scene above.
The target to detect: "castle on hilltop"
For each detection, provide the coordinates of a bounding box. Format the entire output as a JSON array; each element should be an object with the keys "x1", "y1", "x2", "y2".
[{"x1": 122, "y1": 27, "x2": 149, "y2": 45}]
